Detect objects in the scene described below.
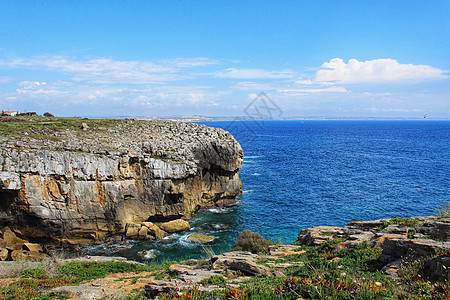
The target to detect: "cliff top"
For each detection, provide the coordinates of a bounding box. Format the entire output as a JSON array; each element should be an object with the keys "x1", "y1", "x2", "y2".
[{"x1": 0, "y1": 116, "x2": 240, "y2": 165}]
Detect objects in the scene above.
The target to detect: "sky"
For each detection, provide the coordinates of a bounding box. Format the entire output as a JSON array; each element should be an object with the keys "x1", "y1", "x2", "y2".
[{"x1": 0, "y1": 0, "x2": 449, "y2": 118}]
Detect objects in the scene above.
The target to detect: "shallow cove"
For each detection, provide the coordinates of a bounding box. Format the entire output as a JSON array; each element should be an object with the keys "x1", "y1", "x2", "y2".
[{"x1": 84, "y1": 120, "x2": 450, "y2": 262}]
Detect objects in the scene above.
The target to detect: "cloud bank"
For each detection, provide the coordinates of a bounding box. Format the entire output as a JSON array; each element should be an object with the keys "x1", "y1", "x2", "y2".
[
  {"x1": 0, "y1": 56, "x2": 217, "y2": 84},
  {"x1": 216, "y1": 68, "x2": 295, "y2": 79},
  {"x1": 1, "y1": 53, "x2": 449, "y2": 117},
  {"x1": 316, "y1": 58, "x2": 447, "y2": 83}
]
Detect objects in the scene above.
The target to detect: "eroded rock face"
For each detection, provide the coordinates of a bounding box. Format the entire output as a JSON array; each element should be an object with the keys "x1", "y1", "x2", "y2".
[{"x1": 0, "y1": 119, "x2": 243, "y2": 245}]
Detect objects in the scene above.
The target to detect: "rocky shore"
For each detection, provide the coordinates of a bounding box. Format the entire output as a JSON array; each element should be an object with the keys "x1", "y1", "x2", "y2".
[
  {"x1": 1, "y1": 215, "x2": 448, "y2": 299},
  {"x1": 0, "y1": 117, "x2": 243, "y2": 253}
]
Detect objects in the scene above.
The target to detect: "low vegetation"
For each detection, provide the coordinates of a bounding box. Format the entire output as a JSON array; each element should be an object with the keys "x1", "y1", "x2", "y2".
[
  {"x1": 0, "y1": 260, "x2": 170, "y2": 299},
  {"x1": 231, "y1": 230, "x2": 275, "y2": 253},
  {"x1": 1, "y1": 237, "x2": 448, "y2": 299}
]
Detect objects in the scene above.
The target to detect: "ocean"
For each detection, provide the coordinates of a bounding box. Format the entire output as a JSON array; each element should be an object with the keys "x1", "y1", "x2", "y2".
[{"x1": 84, "y1": 120, "x2": 450, "y2": 262}]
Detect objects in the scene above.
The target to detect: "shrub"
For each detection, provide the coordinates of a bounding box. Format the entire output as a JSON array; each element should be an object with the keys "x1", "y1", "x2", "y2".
[
  {"x1": 21, "y1": 267, "x2": 48, "y2": 279},
  {"x1": 231, "y1": 230, "x2": 275, "y2": 253}
]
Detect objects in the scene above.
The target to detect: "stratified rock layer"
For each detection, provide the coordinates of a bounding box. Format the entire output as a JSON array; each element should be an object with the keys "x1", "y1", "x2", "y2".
[{"x1": 0, "y1": 118, "x2": 243, "y2": 245}]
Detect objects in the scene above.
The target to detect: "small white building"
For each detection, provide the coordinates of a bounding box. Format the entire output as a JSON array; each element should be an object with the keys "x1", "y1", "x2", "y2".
[{"x1": 2, "y1": 111, "x2": 21, "y2": 116}]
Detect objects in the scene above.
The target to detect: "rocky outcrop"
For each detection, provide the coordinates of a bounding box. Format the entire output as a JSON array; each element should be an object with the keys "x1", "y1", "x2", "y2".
[
  {"x1": 296, "y1": 216, "x2": 450, "y2": 280},
  {"x1": 145, "y1": 251, "x2": 285, "y2": 297},
  {"x1": 0, "y1": 227, "x2": 47, "y2": 261},
  {"x1": 0, "y1": 118, "x2": 243, "y2": 246},
  {"x1": 211, "y1": 251, "x2": 285, "y2": 277}
]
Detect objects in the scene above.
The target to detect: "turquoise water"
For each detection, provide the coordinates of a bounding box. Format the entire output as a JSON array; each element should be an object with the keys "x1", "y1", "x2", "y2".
[{"x1": 84, "y1": 120, "x2": 450, "y2": 262}]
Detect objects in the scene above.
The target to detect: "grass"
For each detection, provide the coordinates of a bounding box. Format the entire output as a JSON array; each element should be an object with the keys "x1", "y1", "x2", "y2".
[
  {"x1": 198, "y1": 275, "x2": 227, "y2": 286},
  {"x1": 0, "y1": 260, "x2": 171, "y2": 300},
  {"x1": 153, "y1": 239, "x2": 448, "y2": 300},
  {"x1": 1, "y1": 240, "x2": 448, "y2": 299},
  {"x1": 377, "y1": 217, "x2": 423, "y2": 231},
  {"x1": 56, "y1": 261, "x2": 158, "y2": 284}
]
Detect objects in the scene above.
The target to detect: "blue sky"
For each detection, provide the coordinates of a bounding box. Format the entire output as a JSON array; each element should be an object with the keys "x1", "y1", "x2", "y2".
[{"x1": 0, "y1": 1, "x2": 449, "y2": 118}]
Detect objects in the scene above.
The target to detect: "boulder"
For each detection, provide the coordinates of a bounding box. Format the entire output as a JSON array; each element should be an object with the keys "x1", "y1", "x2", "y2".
[
  {"x1": 373, "y1": 233, "x2": 407, "y2": 248},
  {"x1": 159, "y1": 219, "x2": 190, "y2": 233},
  {"x1": 52, "y1": 286, "x2": 108, "y2": 300},
  {"x1": 124, "y1": 223, "x2": 141, "y2": 238},
  {"x1": 381, "y1": 260, "x2": 402, "y2": 280},
  {"x1": 421, "y1": 256, "x2": 450, "y2": 281},
  {"x1": 268, "y1": 245, "x2": 305, "y2": 256},
  {"x1": 0, "y1": 248, "x2": 8, "y2": 261},
  {"x1": 211, "y1": 251, "x2": 285, "y2": 277},
  {"x1": 145, "y1": 279, "x2": 181, "y2": 297},
  {"x1": 333, "y1": 231, "x2": 377, "y2": 252},
  {"x1": 297, "y1": 226, "x2": 342, "y2": 245},
  {"x1": 23, "y1": 243, "x2": 43, "y2": 252},
  {"x1": 428, "y1": 219, "x2": 450, "y2": 241},
  {"x1": 137, "y1": 226, "x2": 148, "y2": 239},
  {"x1": 382, "y1": 225, "x2": 409, "y2": 236},
  {"x1": 10, "y1": 250, "x2": 46, "y2": 261},
  {"x1": 379, "y1": 238, "x2": 450, "y2": 263},
  {"x1": 142, "y1": 222, "x2": 167, "y2": 239},
  {"x1": 187, "y1": 234, "x2": 215, "y2": 244},
  {"x1": 168, "y1": 264, "x2": 194, "y2": 275},
  {"x1": 80, "y1": 122, "x2": 89, "y2": 130},
  {"x1": 3, "y1": 228, "x2": 27, "y2": 250},
  {"x1": 346, "y1": 220, "x2": 385, "y2": 231}
]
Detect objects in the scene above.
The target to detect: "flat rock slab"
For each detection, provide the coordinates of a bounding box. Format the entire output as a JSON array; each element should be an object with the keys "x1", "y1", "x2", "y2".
[
  {"x1": 168, "y1": 263, "x2": 223, "y2": 283},
  {"x1": 187, "y1": 234, "x2": 215, "y2": 243},
  {"x1": 268, "y1": 245, "x2": 305, "y2": 256},
  {"x1": 211, "y1": 251, "x2": 285, "y2": 277},
  {"x1": 380, "y1": 238, "x2": 450, "y2": 263},
  {"x1": 297, "y1": 226, "x2": 343, "y2": 245},
  {"x1": 160, "y1": 219, "x2": 191, "y2": 233},
  {"x1": 52, "y1": 286, "x2": 115, "y2": 300}
]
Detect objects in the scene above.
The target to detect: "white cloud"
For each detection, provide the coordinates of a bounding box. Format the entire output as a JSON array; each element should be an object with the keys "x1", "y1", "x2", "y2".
[
  {"x1": 280, "y1": 86, "x2": 348, "y2": 93},
  {"x1": 0, "y1": 56, "x2": 219, "y2": 84},
  {"x1": 232, "y1": 82, "x2": 279, "y2": 91},
  {"x1": 216, "y1": 68, "x2": 295, "y2": 79},
  {"x1": 16, "y1": 81, "x2": 68, "y2": 96},
  {"x1": 161, "y1": 57, "x2": 219, "y2": 67},
  {"x1": 316, "y1": 58, "x2": 447, "y2": 83},
  {"x1": 0, "y1": 76, "x2": 15, "y2": 82},
  {"x1": 295, "y1": 79, "x2": 313, "y2": 85}
]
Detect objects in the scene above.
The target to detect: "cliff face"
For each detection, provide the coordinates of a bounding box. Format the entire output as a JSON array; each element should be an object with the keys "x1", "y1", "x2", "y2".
[{"x1": 0, "y1": 118, "x2": 243, "y2": 244}]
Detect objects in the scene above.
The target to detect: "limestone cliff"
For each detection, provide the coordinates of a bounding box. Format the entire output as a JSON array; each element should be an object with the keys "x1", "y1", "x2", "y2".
[{"x1": 0, "y1": 117, "x2": 243, "y2": 245}]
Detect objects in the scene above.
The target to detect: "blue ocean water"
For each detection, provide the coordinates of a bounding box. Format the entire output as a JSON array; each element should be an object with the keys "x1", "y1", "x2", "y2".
[{"x1": 84, "y1": 120, "x2": 450, "y2": 262}]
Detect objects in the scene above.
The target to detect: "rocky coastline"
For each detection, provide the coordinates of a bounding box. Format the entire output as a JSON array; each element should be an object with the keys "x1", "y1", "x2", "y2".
[
  {"x1": 0, "y1": 214, "x2": 448, "y2": 299},
  {"x1": 0, "y1": 117, "x2": 243, "y2": 256}
]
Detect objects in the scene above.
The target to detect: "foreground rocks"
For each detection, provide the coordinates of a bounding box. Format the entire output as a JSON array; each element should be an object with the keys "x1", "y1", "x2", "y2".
[
  {"x1": 145, "y1": 250, "x2": 286, "y2": 297},
  {"x1": 297, "y1": 216, "x2": 450, "y2": 280},
  {"x1": 0, "y1": 227, "x2": 47, "y2": 261},
  {"x1": 0, "y1": 118, "x2": 243, "y2": 248}
]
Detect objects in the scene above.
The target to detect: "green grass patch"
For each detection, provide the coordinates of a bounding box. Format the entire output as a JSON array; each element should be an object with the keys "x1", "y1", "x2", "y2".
[
  {"x1": 198, "y1": 275, "x2": 227, "y2": 286},
  {"x1": 57, "y1": 261, "x2": 160, "y2": 283},
  {"x1": 378, "y1": 217, "x2": 422, "y2": 231}
]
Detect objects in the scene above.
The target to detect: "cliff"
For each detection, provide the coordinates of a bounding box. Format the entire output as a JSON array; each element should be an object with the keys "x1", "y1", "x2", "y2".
[{"x1": 0, "y1": 117, "x2": 243, "y2": 245}]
